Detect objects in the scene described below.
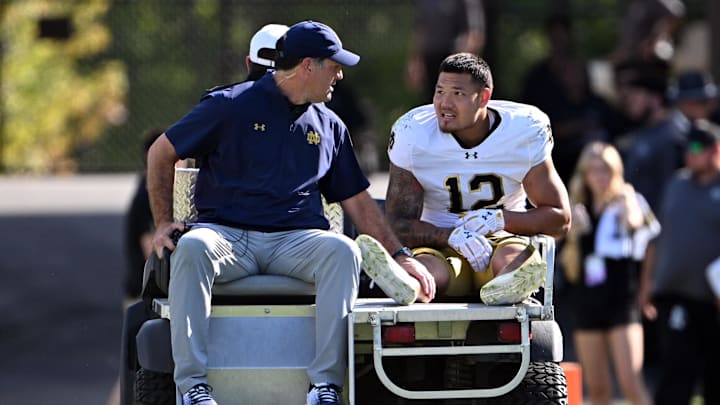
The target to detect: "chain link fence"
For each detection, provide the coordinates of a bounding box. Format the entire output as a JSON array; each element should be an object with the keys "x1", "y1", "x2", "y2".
[{"x1": 79, "y1": 0, "x2": 419, "y2": 172}]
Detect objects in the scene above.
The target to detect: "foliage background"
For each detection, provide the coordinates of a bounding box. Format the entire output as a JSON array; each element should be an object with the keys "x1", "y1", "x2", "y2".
[{"x1": 0, "y1": 0, "x2": 711, "y2": 173}]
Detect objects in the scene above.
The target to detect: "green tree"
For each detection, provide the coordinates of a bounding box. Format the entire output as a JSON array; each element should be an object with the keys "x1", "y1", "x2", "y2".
[{"x1": 1, "y1": 0, "x2": 126, "y2": 173}]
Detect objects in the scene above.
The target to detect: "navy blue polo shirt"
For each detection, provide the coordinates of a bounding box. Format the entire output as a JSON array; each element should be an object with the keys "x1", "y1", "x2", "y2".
[{"x1": 165, "y1": 72, "x2": 369, "y2": 231}]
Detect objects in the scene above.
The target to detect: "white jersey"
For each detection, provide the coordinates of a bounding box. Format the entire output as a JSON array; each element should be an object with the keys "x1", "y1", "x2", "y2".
[{"x1": 389, "y1": 100, "x2": 553, "y2": 228}]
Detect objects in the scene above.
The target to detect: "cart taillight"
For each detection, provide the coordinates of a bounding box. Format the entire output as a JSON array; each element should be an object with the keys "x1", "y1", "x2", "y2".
[{"x1": 382, "y1": 324, "x2": 416, "y2": 344}]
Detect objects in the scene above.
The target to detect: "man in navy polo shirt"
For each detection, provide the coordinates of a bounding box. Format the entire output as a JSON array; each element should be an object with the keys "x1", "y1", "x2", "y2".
[{"x1": 146, "y1": 21, "x2": 434, "y2": 405}]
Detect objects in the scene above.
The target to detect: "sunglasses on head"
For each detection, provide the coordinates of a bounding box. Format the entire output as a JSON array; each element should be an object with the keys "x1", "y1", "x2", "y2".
[{"x1": 687, "y1": 141, "x2": 706, "y2": 154}]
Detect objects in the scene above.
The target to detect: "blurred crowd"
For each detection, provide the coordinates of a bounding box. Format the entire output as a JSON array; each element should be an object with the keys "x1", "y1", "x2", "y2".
[{"x1": 511, "y1": 2, "x2": 720, "y2": 405}]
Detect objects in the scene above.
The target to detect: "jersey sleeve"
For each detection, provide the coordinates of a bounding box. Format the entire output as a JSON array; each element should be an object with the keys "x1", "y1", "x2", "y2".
[
  {"x1": 387, "y1": 112, "x2": 416, "y2": 170},
  {"x1": 527, "y1": 108, "x2": 554, "y2": 167}
]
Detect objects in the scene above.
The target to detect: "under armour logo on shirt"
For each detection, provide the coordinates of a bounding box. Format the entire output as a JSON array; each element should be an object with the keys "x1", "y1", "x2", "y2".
[
  {"x1": 465, "y1": 152, "x2": 478, "y2": 159},
  {"x1": 253, "y1": 123, "x2": 266, "y2": 131}
]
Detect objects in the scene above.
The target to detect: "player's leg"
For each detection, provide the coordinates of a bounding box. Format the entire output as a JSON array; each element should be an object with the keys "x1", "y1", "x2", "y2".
[
  {"x1": 413, "y1": 247, "x2": 475, "y2": 299},
  {"x1": 357, "y1": 234, "x2": 478, "y2": 304},
  {"x1": 478, "y1": 237, "x2": 545, "y2": 305},
  {"x1": 357, "y1": 234, "x2": 546, "y2": 305}
]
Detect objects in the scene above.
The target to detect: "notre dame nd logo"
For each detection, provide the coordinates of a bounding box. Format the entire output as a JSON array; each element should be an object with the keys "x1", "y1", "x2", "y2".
[{"x1": 306, "y1": 130, "x2": 320, "y2": 145}]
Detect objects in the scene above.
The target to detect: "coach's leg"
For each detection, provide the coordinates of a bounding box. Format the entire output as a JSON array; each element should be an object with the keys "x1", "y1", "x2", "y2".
[
  {"x1": 169, "y1": 226, "x2": 257, "y2": 394},
  {"x1": 265, "y1": 230, "x2": 360, "y2": 386},
  {"x1": 413, "y1": 247, "x2": 473, "y2": 298}
]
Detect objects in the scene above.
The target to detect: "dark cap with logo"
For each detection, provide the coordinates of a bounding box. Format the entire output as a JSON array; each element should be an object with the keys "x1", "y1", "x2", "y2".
[
  {"x1": 276, "y1": 20, "x2": 360, "y2": 66},
  {"x1": 668, "y1": 70, "x2": 718, "y2": 102}
]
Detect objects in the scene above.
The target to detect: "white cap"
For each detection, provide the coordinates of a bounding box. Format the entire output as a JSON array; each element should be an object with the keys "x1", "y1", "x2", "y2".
[
  {"x1": 249, "y1": 24, "x2": 289, "y2": 68},
  {"x1": 707, "y1": 256, "x2": 720, "y2": 299}
]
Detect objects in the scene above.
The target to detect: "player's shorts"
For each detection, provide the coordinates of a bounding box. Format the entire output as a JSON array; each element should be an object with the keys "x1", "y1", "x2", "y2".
[{"x1": 412, "y1": 235, "x2": 536, "y2": 297}]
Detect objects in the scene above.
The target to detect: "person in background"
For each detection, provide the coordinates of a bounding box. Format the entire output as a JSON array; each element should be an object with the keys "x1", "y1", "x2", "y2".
[
  {"x1": 667, "y1": 69, "x2": 720, "y2": 123},
  {"x1": 203, "y1": 23, "x2": 288, "y2": 95},
  {"x1": 561, "y1": 142, "x2": 658, "y2": 405},
  {"x1": 123, "y1": 128, "x2": 165, "y2": 303},
  {"x1": 246, "y1": 23, "x2": 288, "y2": 79},
  {"x1": 405, "y1": 0, "x2": 486, "y2": 101},
  {"x1": 639, "y1": 119, "x2": 720, "y2": 405},
  {"x1": 613, "y1": 59, "x2": 688, "y2": 213},
  {"x1": 603, "y1": 60, "x2": 648, "y2": 143},
  {"x1": 612, "y1": 0, "x2": 686, "y2": 63},
  {"x1": 521, "y1": 13, "x2": 613, "y2": 185}
]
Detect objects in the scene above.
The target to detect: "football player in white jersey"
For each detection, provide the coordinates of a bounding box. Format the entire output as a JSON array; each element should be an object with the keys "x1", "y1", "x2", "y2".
[{"x1": 357, "y1": 53, "x2": 570, "y2": 305}]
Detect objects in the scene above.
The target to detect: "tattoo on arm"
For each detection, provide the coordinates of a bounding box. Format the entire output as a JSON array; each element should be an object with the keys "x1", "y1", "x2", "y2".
[
  {"x1": 386, "y1": 165, "x2": 422, "y2": 237},
  {"x1": 386, "y1": 163, "x2": 452, "y2": 248}
]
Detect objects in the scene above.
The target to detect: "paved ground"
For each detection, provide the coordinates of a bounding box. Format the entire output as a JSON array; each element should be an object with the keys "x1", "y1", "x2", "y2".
[{"x1": 0, "y1": 174, "x2": 137, "y2": 404}]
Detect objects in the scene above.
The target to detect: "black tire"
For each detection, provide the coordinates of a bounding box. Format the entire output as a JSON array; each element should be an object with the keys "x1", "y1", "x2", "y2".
[
  {"x1": 135, "y1": 368, "x2": 175, "y2": 405},
  {"x1": 491, "y1": 361, "x2": 568, "y2": 404}
]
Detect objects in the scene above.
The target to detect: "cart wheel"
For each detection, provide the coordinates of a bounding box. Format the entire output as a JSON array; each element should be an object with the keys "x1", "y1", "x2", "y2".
[
  {"x1": 135, "y1": 368, "x2": 175, "y2": 405},
  {"x1": 491, "y1": 361, "x2": 568, "y2": 404}
]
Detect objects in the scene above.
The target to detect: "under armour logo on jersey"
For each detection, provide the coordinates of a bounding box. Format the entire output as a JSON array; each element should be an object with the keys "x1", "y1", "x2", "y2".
[
  {"x1": 307, "y1": 130, "x2": 320, "y2": 145},
  {"x1": 545, "y1": 123, "x2": 554, "y2": 144},
  {"x1": 388, "y1": 131, "x2": 396, "y2": 150},
  {"x1": 465, "y1": 152, "x2": 478, "y2": 159},
  {"x1": 253, "y1": 123, "x2": 266, "y2": 132}
]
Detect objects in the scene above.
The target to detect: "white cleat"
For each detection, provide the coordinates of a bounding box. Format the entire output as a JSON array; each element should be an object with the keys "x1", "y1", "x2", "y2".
[
  {"x1": 480, "y1": 262, "x2": 546, "y2": 305},
  {"x1": 356, "y1": 234, "x2": 418, "y2": 305}
]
